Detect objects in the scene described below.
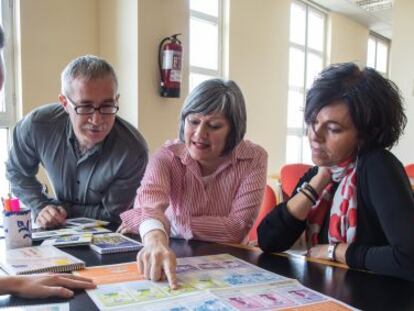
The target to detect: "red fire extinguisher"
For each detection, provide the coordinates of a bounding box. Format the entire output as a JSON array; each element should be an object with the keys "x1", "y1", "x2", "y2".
[{"x1": 159, "y1": 34, "x2": 182, "y2": 98}]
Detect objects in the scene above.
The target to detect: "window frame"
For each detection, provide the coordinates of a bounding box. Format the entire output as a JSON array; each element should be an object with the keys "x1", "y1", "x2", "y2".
[
  {"x1": 286, "y1": 0, "x2": 327, "y2": 164},
  {"x1": 189, "y1": 0, "x2": 224, "y2": 89},
  {"x1": 367, "y1": 32, "x2": 390, "y2": 77},
  {"x1": 0, "y1": 0, "x2": 16, "y2": 128},
  {"x1": 0, "y1": 0, "x2": 16, "y2": 196}
]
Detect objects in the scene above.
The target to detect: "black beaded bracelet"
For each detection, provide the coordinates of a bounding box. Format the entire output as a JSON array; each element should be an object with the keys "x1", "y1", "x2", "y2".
[
  {"x1": 297, "y1": 182, "x2": 318, "y2": 203},
  {"x1": 304, "y1": 183, "x2": 319, "y2": 201},
  {"x1": 333, "y1": 243, "x2": 339, "y2": 261},
  {"x1": 299, "y1": 188, "x2": 316, "y2": 205}
]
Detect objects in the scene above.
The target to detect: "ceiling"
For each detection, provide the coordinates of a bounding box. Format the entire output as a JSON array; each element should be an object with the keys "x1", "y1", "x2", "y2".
[{"x1": 310, "y1": 0, "x2": 393, "y2": 39}]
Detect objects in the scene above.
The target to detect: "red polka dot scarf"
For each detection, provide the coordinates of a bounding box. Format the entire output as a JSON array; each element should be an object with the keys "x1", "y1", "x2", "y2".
[{"x1": 306, "y1": 158, "x2": 357, "y2": 247}]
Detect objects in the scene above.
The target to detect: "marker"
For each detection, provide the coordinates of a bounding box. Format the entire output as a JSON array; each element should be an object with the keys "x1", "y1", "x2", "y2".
[
  {"x1": 10, "y1": 198, "x2": 21, "y2": 212},
  {"x1": 3, "y1": 198, "x2": 11, "y2": 212}
]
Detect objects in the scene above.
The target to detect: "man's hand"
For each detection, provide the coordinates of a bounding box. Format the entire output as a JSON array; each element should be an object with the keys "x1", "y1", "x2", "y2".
[
  {"x1": 137, "y1": 230, "x2": 177, "y2": 289},
  {"x1": 36, "y1": 205, "x2": 67, "y2": 229},
  {"x1": 5, "y1": 274, "x2": 96, "y2": 298}
]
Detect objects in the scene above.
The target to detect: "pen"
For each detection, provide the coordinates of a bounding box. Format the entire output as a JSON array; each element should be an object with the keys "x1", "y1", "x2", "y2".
[
  {"x1": 3, "y1": 198, "x2": 11, "y2": 212},
  {"x1": 10, "y1": 198, "x2": 21, "y2": 212}
]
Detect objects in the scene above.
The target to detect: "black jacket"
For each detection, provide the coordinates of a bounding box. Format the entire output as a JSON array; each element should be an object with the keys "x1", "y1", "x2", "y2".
[{"x1": 258, "y1": 149, "x2": 414, "y2": 281}]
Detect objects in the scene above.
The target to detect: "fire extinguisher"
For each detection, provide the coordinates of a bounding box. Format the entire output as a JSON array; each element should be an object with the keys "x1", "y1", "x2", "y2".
[{"x1": 159, "y1": 34, "x2": 182, "y2": 98}]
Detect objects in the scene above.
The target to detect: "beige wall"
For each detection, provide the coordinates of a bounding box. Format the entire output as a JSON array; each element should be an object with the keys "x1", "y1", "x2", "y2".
[
  {"x1": 134, "y1": 0, "x2": 291, "y2": 172},
  {"x1": 389, "y1": 0, "x2": 414, "y2": 165},
  {"x1": 327, "y1": 12, "x2": 369, "y2": 66},
  {"x1": 18, "y1": 0, "x2": 99, "y2": 115},
  {"x1": 137, "y1": 0, "x2": 189, "y2": 153},
  {"x1": 19, "y1": 0, "x2": 139, "y2": 126},
  {"x1": 14, "y1": 0, "x2": 414, "y2": 181},
  {"x1": 99, "y1": 0, "x2": 138, "y2": 127},
  {"x1": 18, "y1": 0, "x2": 99, "y2": 189},
  {"x1": 228, "y1": 0, "x2": 290, "y2": 174}
]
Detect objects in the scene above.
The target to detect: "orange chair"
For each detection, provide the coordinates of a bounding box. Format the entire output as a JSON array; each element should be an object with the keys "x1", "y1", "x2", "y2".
[
  {"x1": 405, "y1": 164, "x2": 414, "y2": 191},
  {"x1": 405, "y1": 164, "x2": 414, "y2": 178},
  {"x1": 247, "y1": 185, "x2": 277, "y2": 244},
  {"x1": 280, "y1": 163, "x2": 312, "y2": 200}
]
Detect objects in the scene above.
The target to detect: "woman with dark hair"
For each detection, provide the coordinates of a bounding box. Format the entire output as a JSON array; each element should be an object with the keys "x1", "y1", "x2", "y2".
[
  {"x1": 258, "y1": 63, "x2": 414, "y2": 281},
  {"x1": 119, "y1": 79, "x2": 267, "y2": 288}
]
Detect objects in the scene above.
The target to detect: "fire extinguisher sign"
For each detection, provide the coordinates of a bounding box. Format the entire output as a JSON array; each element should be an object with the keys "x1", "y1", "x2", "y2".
[
  {"x1": 170, "y1": 69, "x2": 181, "y2": 82},
  {"x1": 162, "y1": 50, "x2": 182, "y2": 82},
  {"x1": 161, "y1": 50, "x2": 174, "y2": 69}
]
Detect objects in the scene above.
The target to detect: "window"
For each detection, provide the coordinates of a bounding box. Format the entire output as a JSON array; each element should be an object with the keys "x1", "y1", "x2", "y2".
[
  {"x1": 286, "y1": 0, "x2": 326, "y2": 164},
  {"x1": 0, "y1": 0, "x2": 16, "y2": 197},
  {"x1": 189, "y1": 0, "x2": 223, "y2": 91},
  {"x1": 367, "y1": 33, "x2": 390, "y2": 76}
]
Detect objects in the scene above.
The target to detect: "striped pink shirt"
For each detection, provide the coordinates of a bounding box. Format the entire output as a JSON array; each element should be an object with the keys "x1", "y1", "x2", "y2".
[{"x1": 121, "y1": 139, "x2": 268, "y2": 243}]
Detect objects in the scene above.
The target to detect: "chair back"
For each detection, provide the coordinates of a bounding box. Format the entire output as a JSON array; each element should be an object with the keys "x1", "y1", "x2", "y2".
[
  {"x1": 280, "y1": 163, "x2": 312, "y2": 200},
  {"x1": 405, "y1": 164, "x2": 414, "y2": 178},
  {"x1": 247, "y1": 185, "x2": 277, "y2": 244}
]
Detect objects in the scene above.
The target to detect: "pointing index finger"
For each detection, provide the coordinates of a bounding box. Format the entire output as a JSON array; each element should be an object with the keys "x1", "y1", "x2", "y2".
[{"x1": 163, "y1": 260, "x2": 177, "y2": 289}]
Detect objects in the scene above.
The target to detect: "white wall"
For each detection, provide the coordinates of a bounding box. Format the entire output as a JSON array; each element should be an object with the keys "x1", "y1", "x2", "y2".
[{"x1": 389, "y1": 0, "x2": 414, "y2": 165}]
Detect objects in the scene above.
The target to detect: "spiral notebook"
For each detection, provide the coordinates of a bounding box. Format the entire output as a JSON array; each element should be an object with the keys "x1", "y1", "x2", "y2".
[
  {"x1": 0, "y1": 245, "x2": 85, "y2": 275},
  {"x1": 90, "y1": 233, "x2": 142, "y2": 254}
]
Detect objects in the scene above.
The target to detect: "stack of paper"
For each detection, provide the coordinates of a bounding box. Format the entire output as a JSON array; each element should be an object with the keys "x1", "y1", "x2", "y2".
[
  {"x1": 32, "y1": 217, "x2": 112, "y2": 243},
  {"x1": 41, "y1": 233, "x2": 93, "y2": 247}
]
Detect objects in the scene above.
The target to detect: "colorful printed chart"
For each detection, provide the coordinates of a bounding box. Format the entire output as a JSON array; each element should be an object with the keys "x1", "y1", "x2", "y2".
[{"x1": 81, "y1": 254, "x2": 358, "y2": 310}]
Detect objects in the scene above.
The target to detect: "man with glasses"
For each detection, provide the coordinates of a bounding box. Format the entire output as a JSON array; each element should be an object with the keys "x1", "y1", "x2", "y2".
[{"x1": 6, "y1": 55, "x2": 148, "y2": 228}]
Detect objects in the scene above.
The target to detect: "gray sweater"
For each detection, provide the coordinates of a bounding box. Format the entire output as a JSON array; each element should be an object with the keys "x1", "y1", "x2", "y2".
[{"x1": 6, "y1": 103, "x2": 148, "y2": 224}]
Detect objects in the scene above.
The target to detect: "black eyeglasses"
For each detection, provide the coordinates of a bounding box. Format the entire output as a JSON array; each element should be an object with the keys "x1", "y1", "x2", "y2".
[{"x1": 65, "y1": 95, "x2": 119, "y2": 115}]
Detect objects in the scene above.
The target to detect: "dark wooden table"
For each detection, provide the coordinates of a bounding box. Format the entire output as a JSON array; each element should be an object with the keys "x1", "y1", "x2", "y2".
[{"x1": 1, "y1": 238, "x2": 414, "y2": 310}]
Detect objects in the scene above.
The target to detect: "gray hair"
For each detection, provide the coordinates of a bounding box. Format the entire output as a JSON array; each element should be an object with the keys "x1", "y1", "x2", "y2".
[
  {"x1": 61, "y1": 55, "x2": 118, "y2": 96},
  {"x1": 179, "y1": 79, "x2": 247, "y2": 154}
]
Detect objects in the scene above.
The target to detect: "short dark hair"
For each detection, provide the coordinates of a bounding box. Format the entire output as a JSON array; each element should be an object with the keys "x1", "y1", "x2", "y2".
[
  {"x1": 305, "y1": 62, "x2": 406, "y2": 152},
  {"x1": 0, "y1": 25, "x2": 4, "y2": 49},
  {"x1": 179, "y1": 79, "x2": 247, "y2": 154}
]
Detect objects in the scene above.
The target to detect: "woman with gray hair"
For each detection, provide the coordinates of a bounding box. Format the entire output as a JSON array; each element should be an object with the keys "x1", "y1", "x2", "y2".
[{"x1": 120, "y1": 79, "x2": 267, "y2": 288}]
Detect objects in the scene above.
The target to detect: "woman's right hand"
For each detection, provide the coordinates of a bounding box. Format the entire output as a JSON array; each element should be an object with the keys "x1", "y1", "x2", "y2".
[
  {"x1": 287, "y1": 166, "x2": 332, "y2": 221},
  {"x1": 137, "y1": 230, "x2": 177, "y2": 289},
  {"x1": 309, "y1": 166, "x2": 332, "y2": 193}
]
